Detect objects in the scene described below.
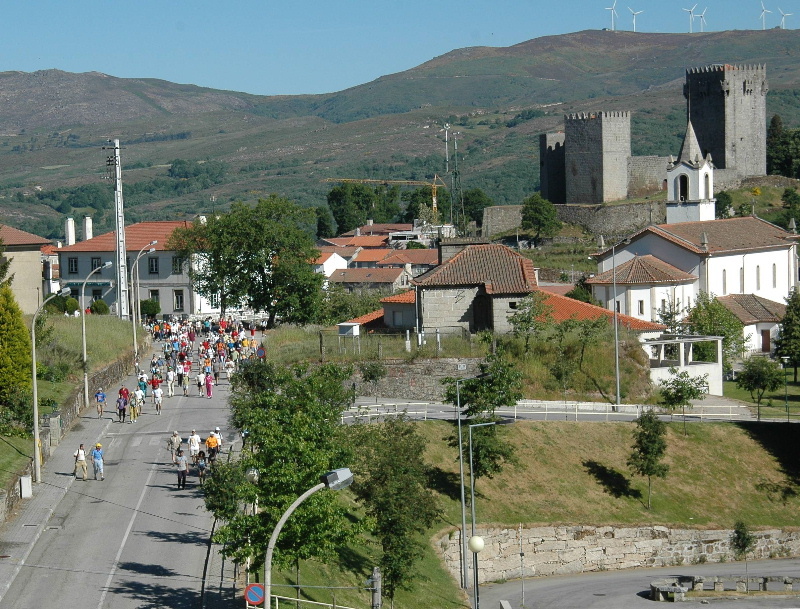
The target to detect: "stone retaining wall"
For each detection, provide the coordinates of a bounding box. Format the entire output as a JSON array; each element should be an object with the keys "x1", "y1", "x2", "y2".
[
  {"x1": 436, "y1": 525, "x2": 800, "y2": 583},
  {"x1": 352, "y1": 358, "x2": 483, "y2": 401}
]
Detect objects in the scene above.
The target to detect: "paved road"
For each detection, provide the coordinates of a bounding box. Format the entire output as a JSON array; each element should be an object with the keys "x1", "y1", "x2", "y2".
[
  {"x1": 480, "y1": 557, "x2": 800, "y2": 608},
  {"x1": 0, "y1": 368, "x2": 239, "y2": 609}
]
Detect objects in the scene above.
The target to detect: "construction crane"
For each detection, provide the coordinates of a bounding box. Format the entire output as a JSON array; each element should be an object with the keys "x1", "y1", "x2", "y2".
[{"x1": 321, "y1": 175, "x2": 449, "y2": 214}]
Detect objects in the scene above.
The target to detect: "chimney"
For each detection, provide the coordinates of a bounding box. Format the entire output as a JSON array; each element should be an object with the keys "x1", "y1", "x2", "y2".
[
  {"x1": 700, "y1": 231, "x2": 709, "y2": 251},
  {"x1": 82, "y1": 215, "x2": 93, "y2": 241},
  {"x1": 65, "y1": 217, "x2": 76, "y2": 246},
  {"x1": 367, "y1": 219, "x2": 373, "y2": 226}
]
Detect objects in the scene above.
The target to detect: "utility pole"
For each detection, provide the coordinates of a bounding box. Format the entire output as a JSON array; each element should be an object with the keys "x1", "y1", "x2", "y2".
[
  {"x1": 368, "y1": 566, "x2": 382, "y2": 609},
  {"x1": 106, "y1": 139, "x2": 129, "y2": 319}
]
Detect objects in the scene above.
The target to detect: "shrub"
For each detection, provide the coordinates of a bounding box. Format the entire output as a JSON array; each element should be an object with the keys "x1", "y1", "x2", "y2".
[
  {"x1": 90, "y1": 299, "x2": 110, "y2": 315},
  {"x1": 65, "y1": 297, "x2": 79, "y2": 314},
  {"x1": 140, "y1": 298, "x2": 161, "y2": 318}
]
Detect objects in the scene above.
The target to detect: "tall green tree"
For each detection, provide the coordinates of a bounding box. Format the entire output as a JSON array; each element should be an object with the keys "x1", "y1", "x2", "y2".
[
  {"x1": 715, "y1": 191, "x2": 734, "y2": 219},
  {"x1": 0, "y1": 284, "x2": 31, "y2": 408},
  {"x1": 521, "y1": 193, "x2": 561, "y2": 246},
  {"x1": 686, "y1": 292, "x2": 746, "y2": 372},
  {"x1": 0, "y1": 237, "x2": 13, "y2": 287},
  {"x1": 766, "y1": 114, "x2": 787, "y2": 176},
  {"x1": 315, "y1": 205, "x2": 336, "y2": 239},
  {"x1": 207, "y1": 361, "x2": 356, "y2": 572},
  {"x1": 627, "y1": 410, "x2": 669, "y2": 510},
  {"x1": 508, "y1": 291, "x2": 553, "y2": 355},
  {"x1": 775, "y1": 288, "x2": 800, "y2": 381},
  {"x1": 461, "y1": 188, "x2": 494, "y2": 227},
  {"x1": 349, "y1": 416, "x2": 441, "y2": 600},
  {"x1": 658, "y1": 367, "x2": 707, "y2": 436},
  {"x1": 327, "y1": 183, "x2": 375, "y2": 234},
  {"x1": 736, "y1": 356, "x2": 783, "y2": 419}
]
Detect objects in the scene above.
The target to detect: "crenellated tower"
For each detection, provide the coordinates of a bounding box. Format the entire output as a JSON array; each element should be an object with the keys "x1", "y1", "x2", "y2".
[{"x1": 684, "y1": 64, "x2": 768, "y2": 177}]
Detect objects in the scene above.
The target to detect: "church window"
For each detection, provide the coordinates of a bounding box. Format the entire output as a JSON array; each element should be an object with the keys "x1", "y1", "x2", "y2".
[{"x1": 703, "y1": 173, "x2": 710, "y2": 200}]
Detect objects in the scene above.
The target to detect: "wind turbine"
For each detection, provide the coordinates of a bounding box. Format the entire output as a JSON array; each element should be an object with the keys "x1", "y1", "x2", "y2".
[
  {"x1": 683, "y1": 4, "x2": 698, "y2": 33},
  {"x1": 695, "y1": 7, "x2": 708, "y2": 32},
  {"x1": 779, "y1": 7, "x2": 793, "y2": 28},
  {"x1": 629, "y1": 6, "x2": 644, "y2": 32},
  {"x1": 760, "y1": 1, "x2": 772, "y2": 29},
  {"x1": 606, "y1": 0, "x2": 618, "y2": 30}
]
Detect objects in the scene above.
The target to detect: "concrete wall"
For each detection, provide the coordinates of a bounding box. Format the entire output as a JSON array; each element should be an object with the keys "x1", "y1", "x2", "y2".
[
  {"x1": 6, "y1": 247, "x2": 45, "y2": 315},
  {"x1": 436, "y1": 524, "x2": 800, "y2": 583}
]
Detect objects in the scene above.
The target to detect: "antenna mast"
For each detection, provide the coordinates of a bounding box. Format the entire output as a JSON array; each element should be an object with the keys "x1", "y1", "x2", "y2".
[{"x1": 106, "y1": 139, "x2": 129, "y2": 319}]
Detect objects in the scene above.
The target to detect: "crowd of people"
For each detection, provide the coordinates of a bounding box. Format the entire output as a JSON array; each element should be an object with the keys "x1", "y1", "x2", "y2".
[{"x1": 80, "y1": 316, "x2": 255, "y2": 488}]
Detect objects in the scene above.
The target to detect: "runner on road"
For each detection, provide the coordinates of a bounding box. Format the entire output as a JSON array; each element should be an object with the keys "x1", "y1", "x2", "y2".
[
  {"x1": 153, "y1": 386, "x2": 164, "y2": 415},
  {"x1": 91, "y1": 443, "x2": 104, "y2": 481},
  {"x1": 94, "y1": 388, "x2": 106, "y2": 418}
]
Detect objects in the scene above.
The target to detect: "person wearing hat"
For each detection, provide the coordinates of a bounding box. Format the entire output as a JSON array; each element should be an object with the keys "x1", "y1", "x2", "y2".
[
  {"x1": 167, "y1": 431, "x2": 182, "y2": 463},
  {"x1": 188, "y1": 429, "x2": 201, "y2": 465},
  {"x1": 94, "y1": 388, "x2": 106, "y2": 418},
  {"x1": 91, "y1": 443, "x2": 104, "y2": 481}
]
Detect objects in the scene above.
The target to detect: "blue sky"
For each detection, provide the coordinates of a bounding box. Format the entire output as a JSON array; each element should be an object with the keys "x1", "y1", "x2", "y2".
[{"x1": 2, "y1": 1, "x2": 794, "y2": 96}]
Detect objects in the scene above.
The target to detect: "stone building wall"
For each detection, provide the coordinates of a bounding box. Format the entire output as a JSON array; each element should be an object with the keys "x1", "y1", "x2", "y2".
[
  {"x1": 436, "y1": 524, "x2": 800, "y2": 583},
  {"x1": 539, "y1": 133, "x2": 566, "y2": 204},
  {"x1": 419, "y1": 287, "x2": 479, "y2": 333},
  {"x1": 628, "y1": 156, "x2": 669, "y2": 197},
  {"x1": 352, "y1": 358, "x2": 483, "y2": 401}
]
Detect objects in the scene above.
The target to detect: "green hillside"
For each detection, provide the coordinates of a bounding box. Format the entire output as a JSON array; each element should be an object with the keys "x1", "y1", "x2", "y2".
[{"x1": 2, "y1": 29, "x2": 800, "y2": 239}]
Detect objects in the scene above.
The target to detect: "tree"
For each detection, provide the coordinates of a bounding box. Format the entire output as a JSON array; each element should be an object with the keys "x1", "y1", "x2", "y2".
[
  {"x1": 315, "y1": 205, "x2": 336, "y2": 239},
  {"x1": 89, "y1": 299, "x2": 109, "y2": 315},
  {"x1": 0, "y1": 237, "x2": 13, "y2": 287},
  {"x1": 686, "y1": 292, "x2": 746, "y2": 372},
  {"x1": 169, "y1": 196, "x2": 323, "y2": 327},
  {"x1": 0, "y1": 284, "x2": 31, "y2": 409},
  {"x1": 521, "y1": 193, "x2": 561, "y2": 247},
  {"x1": 400, "y1": 187, "x2": 440, "y2": 225},
  {"x1": 715, "y1": 191, "x2": 734, "y2": 219},
  {"x1": 358, "y1": 361, "x2": 386, "y2": 403},
  {"x1": 139, "y1": 298, "x2": 160, "y2": 319},
  {"x1": 730, "y1": 520, "x2": 756, "y2": 582},
  {"x1": 766, "y1": 114, "x2": 787, "y2": 176},
  {"x1": 658, "y1": 367, "x2": 707, "y2": 436},
  {"x1": 208, "y1": 361, "x2": 356, "y2": 572},
  {"x1": 508, "y1": 291, "x2": 553, "y2": 355},
  {"x1": 565, "y1": 276, "x2": 599, "y2": 305},
  {"x1": 628, "y1": 410, "x2": 669, "y2": 510},
  {"x1": 575, "y1": 317, "x2": 608, "y2": 369},
  {"x1": 65, "y1": 297, "x2": 79, "y2": 314},
  {"x1": 349, "y1": 416, "x2": 441, "y2": 600},
  {"x1": 781, "y1": 187, "x2": 800, "y2": 227},
  {"x1": 461, "y1": 188, "x2": 494, "y2": 227},
  {"x1": 775, "y1": 288, "x2": 800, "y2": 381},
  {"x1": 736, "y1": 356, "x2": 783, "y2": 420},
  {"x1": 327, "y1": 183, "x2": 375, "y2": 234}
]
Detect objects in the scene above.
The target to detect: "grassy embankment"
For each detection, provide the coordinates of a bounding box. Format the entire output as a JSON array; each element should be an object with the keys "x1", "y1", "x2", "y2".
[
  {"x1": 272, "y1": 418, "x2": 799, "y2": 609},
  {"x1": 0, "y1": 315, "x2": 144, "y2": 487}
]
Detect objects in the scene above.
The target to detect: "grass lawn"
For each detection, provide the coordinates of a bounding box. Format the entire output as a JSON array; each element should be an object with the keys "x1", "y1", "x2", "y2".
[{"x1": 724, "y1": 379, "x2": 800, "y2": 421}]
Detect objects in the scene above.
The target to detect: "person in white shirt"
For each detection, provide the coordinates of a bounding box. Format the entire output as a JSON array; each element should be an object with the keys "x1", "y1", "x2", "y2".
[
  {"x1": 73, "y1": 444, "x2": 87, "y2": 480},
  {"x1": 153, "y1": 386, "x2": 164, "y2": 415},
  {"x1": 166, "y1": 367, "x2": 176, "y2": 397},
  {"x1": 188, "y1": 429, "x2": 202, "y2": 464}
]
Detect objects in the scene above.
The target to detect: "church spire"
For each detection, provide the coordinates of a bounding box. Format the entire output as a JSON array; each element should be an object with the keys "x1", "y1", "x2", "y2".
[{"x1": 678, "y1": 120, "x2": 703, "y2": 165}]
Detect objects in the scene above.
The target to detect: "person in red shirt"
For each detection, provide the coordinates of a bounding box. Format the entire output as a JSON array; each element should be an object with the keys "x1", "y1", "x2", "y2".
[{"x1": 118, "y1": 386, "x2": 130, "y2": 403}]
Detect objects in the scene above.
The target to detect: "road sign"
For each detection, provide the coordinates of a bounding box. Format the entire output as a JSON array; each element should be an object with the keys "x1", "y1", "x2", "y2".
[
  {"x1": 245, "y1": 583, "x2": 265, "y2": 606},
  {"x1": 257, "y1": 348, "x2": 265, "y2": 359}
]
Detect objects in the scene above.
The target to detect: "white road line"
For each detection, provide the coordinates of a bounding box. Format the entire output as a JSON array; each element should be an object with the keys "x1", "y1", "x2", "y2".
[
  {"x1": 131, "y1": 437, "x2": 142, "y2": 448},
  {"x1": 96, "y1": 456, "x2": 160, "y2": 609}
]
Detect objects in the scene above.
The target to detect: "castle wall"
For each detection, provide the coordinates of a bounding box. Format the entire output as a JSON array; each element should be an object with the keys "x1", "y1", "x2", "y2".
[
  {"x1": 685, "y1": 64, "x2": 767, "y2": 176},
  {"x1": 539, "y1": 133, "x2": 566, "y2": 204},
  {"x1": 628, "y1": 156, "x2": 669, "y2": 197}
]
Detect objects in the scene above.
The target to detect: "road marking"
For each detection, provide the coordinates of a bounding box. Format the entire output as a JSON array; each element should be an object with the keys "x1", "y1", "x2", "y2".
[
  {"x1": 131, "y1": 437, "x2": 142, "y2": 447},
  {"x1": 96, "y1": 454, "x2": 160, "y2": 609}
]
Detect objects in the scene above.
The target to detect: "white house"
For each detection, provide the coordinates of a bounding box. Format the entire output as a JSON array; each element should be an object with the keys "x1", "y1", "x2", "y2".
[{"x1": 57, "y1": 221, "x2": 220, "y2": 317}]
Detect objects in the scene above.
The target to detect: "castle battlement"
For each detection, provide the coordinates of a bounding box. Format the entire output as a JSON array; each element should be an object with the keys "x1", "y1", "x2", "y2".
[
  {"x1": 565, "y1": 111, "x2": 630, "y2": 121},
  {"x1": 686, "y1": 63, "x2": 766, "y2": 75}
]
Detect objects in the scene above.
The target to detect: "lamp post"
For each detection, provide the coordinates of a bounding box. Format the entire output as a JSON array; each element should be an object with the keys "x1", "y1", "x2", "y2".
[
  {"x1": 782, "y1": 356, "x2": 790, "y2": 423},
  {"x1": 82, "y1": 262, "x2": 112, "y2": 409},
  {"x1": 31, "y1": 287, "x2": 71, "y2": 483},
  {"x1": 264, "y1": 468, "x2": 354, "y2": 608},
  {"x1": 610, "y1": 239, "x2": 629, "y2": 409},
  {"x1": 454, "y1": 377, "x2": 477, "y2": 590},
  {"x1": 468, "y1": 421, "x2": 495, "y2": 609},
  {"x1": 131, "y1": 242, "x2": 157, "y2": 362}
]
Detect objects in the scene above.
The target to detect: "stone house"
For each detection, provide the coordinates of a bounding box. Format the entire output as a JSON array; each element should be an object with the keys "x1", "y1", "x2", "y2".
[{"x1": 0, "y1": 225, "x2": 52, "y2": 314}]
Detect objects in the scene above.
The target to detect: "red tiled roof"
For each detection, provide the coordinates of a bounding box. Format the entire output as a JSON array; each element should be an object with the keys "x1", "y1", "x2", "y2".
[
  {"x1": 57, "y1": 221, "x2": 191, "y2": 252},
  {"x1": 538, "y1": 289, "x2": 666, "y2": 332},
  {"x1": 378, "y1": 249, "x2": 439, "y2": 267},
  {"x1": 586, "y1": 255, "x2": 697, "y2": 285},
  {"x1": 352, "y1": 248, "x2": 393, "y2": 263},
  {"x1": 41, "y1": 244, "x2": 58, "y2": 255},
  {"x1": 328, "y1": 268, "x2": 406, "y2": 284},
  {"x1": 346, "y1": 308, "x2": 386, "y2": 325},
  {"x1": 381, "y1": 290, "x2": 415, "y2": 304},
  {"x1": 321, "y1": 235, "x2": 388, "y2": 248},
  {"x1": 314, "y1": 252, "x2": 334, "y2": 264},
  {"x1": 646, "y1": 217, "x2": 794, "y2": 255},
  {"x1": 340, "y1": 223, "x2": 412, "y2": 236},
  {"x1": 538, "y1": 284, "x2": 573, "y2": 296},
  {"x1": 414, "y1": 244, "x2": 538, "y2": 294},
  {"x1": 716, "y1": 294, "x2": 786, "y2": 325},
  {"x1": 317, "y1": 245, "x2": 360, "y2": 259},
  {"x1": 0, "y1": 225, "x2": 50, "y2": 247}
]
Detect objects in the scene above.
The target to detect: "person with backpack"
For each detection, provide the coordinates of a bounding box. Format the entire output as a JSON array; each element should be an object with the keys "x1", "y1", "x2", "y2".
[{"x1": 73, "y1": 444, "x2": 87, "y2": 481}]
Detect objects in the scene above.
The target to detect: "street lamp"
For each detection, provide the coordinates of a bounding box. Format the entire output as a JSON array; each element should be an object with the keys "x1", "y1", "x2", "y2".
[
  {"x1": 264, "y1": 468, "x2": 354, "y2": 608},
  {"x1": 82, "y1": 262, "x2": 112, "y2": 410},
  {"x1": 611, "y1": 238, "x2": 630, "y2": 409},
  {"x1": 131, "y1": 242, "x2": 157, "y2": 361},
  {"x1": 468, "y1": 421, "x2": 495, "y2": 609},
  {"x1": 782, "y1": 356, "x2": 790, "y2": 423},
  {"x1": 31, "y1": 287, "x2": 71, "y2": 483},
  {"x1": 454, "y1": 376, "x2": 479, "y2": 590}
]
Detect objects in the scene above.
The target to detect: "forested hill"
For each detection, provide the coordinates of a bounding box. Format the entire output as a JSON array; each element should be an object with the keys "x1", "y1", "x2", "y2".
[{"x1": 2, "y1": 29, "x2": 800, "y2": 240}]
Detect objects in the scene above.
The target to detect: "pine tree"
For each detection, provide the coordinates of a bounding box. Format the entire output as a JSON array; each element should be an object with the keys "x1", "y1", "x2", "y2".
[
  {"x1": 775, "y1": 288, "x2": 800, "y2": 382},
  {"x1": 0, "y1": 284, "x2": 31, "y2": 408}
]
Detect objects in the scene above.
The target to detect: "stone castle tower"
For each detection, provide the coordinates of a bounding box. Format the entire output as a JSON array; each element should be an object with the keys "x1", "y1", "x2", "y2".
[
  {"x1": 539, "y1": 133, "x2": 566, "y2": 204},
  {"x1": 684, "y1": 64, "x2": 768, "y2": 177},
  {"x1": 564, "y1": 111, "x2": 631, "y2": 204}
]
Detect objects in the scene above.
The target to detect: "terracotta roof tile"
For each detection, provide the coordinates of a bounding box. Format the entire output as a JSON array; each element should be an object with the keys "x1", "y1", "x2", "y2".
[
  {"x1": 340, "y1": 223, "x2": 412, "y2": 236},
  {"x1": 414, "y1": 244, "x2": 538, "y2": 294},
  {"x1": 321, "y1": 235, "x2": 388, "y2": 248},
  {"x1": 346, "y1": 308, "x2": 386, "y2": 325},
  {"x1": 716, "y1": 294, "x2": 786, "y2": 325},
  {"x1": 0, "y1": 225, "x2": 50, "y2": 247},
  {"x1": 352, "y1": 249, "x2": 393, "y2": 263},
  {"x1": 317, "y1": 246, "x2": 360, "y2": 259},
  {"x1": 378, "y1": 249, "x2": 439, "y2": 266},
  {"x1": 58, "y1": 221, "x2": 191, "y2": 252},
  {"x1": 329, "y1": 268, "x2": 406, "y2": 284},
  {"x1": 586, "y1": 255, "x2": 697, "y2": 285},
  {"x1": 314, "y1": 252, "x2": 334, "y2": 264},
  {"x1": 381, "y1": 290, "x2": 415, "y2": 304},
  {"x1": 538, "y1": 284, "x2": 573, "y2": 296},
  {"x1": 649, "y1": 217, "x2": 796, "y2": 255},
  {"x1": 539, "y1": 289, "x2": 666, "y2": 332}
]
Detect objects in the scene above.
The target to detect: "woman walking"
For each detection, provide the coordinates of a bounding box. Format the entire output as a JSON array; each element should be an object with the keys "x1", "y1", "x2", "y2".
[{"x1": 204, "y1": 370, "x2": 214, "y2": 399}]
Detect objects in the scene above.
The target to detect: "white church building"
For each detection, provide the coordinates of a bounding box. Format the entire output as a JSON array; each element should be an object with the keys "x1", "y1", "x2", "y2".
[{"x1": 588, "y1": 121, "x2": 798, "y2": 354}]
